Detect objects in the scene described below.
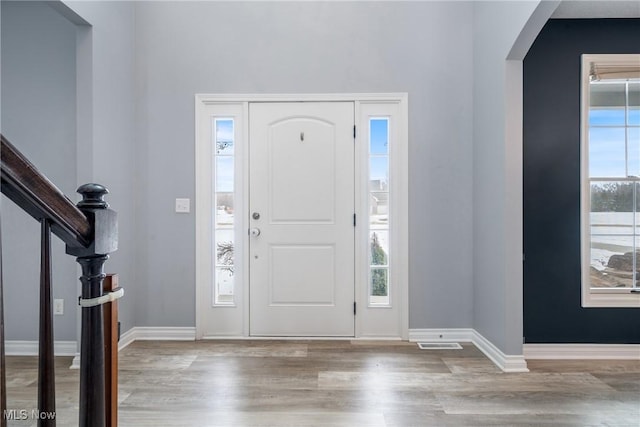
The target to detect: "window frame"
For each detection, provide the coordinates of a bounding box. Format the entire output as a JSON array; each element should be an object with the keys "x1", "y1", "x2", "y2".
[
  {"x1": 195, "y1": 94, "x2": 409, "y2": 339},
  {"x1": 581, "y1": 53, "x2": 640, "y2": 308}
]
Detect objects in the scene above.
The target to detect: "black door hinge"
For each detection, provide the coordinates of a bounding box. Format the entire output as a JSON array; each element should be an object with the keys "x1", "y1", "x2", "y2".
[
  {"x1": 354, "y1": 302, "x2": 357, "y2": 315},
  {"x1": 353, "y1": 125, "x2": 356, "y2": 139},
  {"x1": 353, "y1": 213, "x2": 356, "y2": 227}
]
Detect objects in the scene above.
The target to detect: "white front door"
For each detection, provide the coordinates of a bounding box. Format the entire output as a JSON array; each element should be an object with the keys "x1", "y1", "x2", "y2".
[{"x1": 249, "y1": 102, "x2": 355, "y2": 336}]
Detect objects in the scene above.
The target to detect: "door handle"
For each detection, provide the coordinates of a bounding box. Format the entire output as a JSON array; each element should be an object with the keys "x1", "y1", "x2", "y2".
[{"x1": 249, "y1": 228, "x2": 261, "y2": 237}]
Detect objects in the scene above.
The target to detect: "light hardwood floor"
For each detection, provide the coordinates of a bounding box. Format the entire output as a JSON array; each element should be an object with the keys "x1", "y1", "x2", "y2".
[{"x1": 4, "y1": 340, "x2": 640, "y2": 426}]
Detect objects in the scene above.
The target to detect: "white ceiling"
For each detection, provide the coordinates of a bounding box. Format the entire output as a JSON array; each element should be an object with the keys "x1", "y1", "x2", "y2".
[{"x1": 551, "y1": 0, "x2": 640, "y2": 19}]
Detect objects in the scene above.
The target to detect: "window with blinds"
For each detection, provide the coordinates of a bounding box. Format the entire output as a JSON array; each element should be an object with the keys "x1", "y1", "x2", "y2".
[{"x1": 581, "y1": 54, "x2": 640, "y2": 307}]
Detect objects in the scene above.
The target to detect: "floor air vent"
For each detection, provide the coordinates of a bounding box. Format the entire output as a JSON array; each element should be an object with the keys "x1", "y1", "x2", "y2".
[{"x1": 417, "y1": 342, "x2": 463, "y2": 350}]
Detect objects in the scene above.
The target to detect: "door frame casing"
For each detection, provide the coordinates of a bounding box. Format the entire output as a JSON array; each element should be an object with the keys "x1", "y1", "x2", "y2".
[{"x1": 195, "y1": 93, "x2": 409, "y2": 340}]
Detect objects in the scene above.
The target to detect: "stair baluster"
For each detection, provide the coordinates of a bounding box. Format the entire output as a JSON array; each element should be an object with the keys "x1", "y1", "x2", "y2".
[{"x1": 38, "y1": 219, "x2": 56, "y2": 427}]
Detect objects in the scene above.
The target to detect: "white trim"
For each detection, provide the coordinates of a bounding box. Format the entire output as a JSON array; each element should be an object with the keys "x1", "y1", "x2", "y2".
[
  {"x1": 408, "y1": 329, "x2": 529, "y2": 373},
  {"x1": 118, "y1": 326, "x2": 137, "y2": 351},
  {"x1": 203, "y1": 335, "x2": 349, "y2": 341},
  {"x1": 356, "y1": 100, "x2": 408, "y2": 339},
  {"x1": 125, "y1": 326, "x2": 196, "y2": 342},
  {"x1": 198, "y1": 335, "x2": 402, "y2": 341},
  {"x1": 471, "y1": 330, "x2": 529, "y2": 373},
  {"x1": 5, "y1": 340, "x2": 77, "y2": 357},
  {"x1": 70, "y1": 353, "x2": 80, "y2": 370},
  {"x1": 196, "y1": 93, "x2": 408, "y2": 104},
  {"x1": 195, "y1": 102, "x2": 247, "y2": 338},
  {"x1": 408, "y1": 328, "x2": 475, "y2": 343},
  {"x1": 399, "y1": 97, "x2": 409, "y2": 340},
  {"x1": 524, "y1": 343, "x2": 640, "y2": 360},
  {"x1": 582, "y1": 290, "x2": 640, "y2": 308}
]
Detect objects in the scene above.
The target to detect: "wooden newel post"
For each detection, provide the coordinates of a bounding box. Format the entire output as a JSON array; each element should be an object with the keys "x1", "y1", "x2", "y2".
[
  {"x1": 66, "y1": 184, "x2": 117, "y2": 427},
  {"x1": 76, "y1": 255, "x2": 107, "y2": 427}
]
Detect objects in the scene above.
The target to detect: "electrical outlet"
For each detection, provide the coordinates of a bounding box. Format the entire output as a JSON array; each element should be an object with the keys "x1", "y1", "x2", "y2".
[
  {"x1": 175, "y1": 198, "x2": 190, "y2": 213},
  {"x1": 54, "y1": 299, "x2": 64, "y2": 315}
]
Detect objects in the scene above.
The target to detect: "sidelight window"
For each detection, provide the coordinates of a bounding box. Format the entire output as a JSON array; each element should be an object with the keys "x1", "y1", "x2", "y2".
[
  {"x1": 369, "y1": 118, "x2": 390, "y2": 305},
  {"x1": 213, "y1": 118, "x2": 235, "y2": 305}
]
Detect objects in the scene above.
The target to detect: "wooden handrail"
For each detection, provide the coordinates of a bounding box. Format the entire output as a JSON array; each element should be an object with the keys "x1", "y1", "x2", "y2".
[
  {"x1": 1, "y1": 134, "x2": 119, "y2": 427},
  {"x1": 1, "y1": 134, "x2": 91, "y2": 248}
]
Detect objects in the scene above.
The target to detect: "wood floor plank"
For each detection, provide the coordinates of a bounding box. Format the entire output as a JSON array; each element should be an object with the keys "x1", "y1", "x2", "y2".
[
  {"x1": 318, "y1": 371, "x2": 617, "y2": 393},
  {"x1": 118, "y1": 410, "x2": 387, "y2": 427},
  {"x1": 527, "y1": 359, "x2": 640, "y2": 373},
  {"x1": 383, "y1": 411, "x2": 633, "y2": 427},
  {"x1": 592, "y1": 372, "x2": 640, "y2": 392},
  {"x1": 435, "y1": 390, "x2": 640, "y2": 418},
  {"x1": 3, "y1": 340, "x2": 638, "y2": 426},
  {"x1": 118, "y1": 353, "x2": 198, "y2": 370},
  {"x1": 441, "y1": 357, "x2": 502, "y2": 374}
]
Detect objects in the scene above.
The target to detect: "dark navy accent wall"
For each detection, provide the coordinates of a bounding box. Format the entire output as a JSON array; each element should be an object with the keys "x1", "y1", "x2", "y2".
[{"x1": 523, "y1": 19, "x2": 640, "y2": 344}]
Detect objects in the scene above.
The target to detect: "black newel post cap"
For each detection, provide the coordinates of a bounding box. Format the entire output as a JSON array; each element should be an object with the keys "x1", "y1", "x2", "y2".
[
  {"x1": 77, "y1": 183, "x2": 110, "y2": 209},
  {"x1": 66, "y1": 183, "x2": 118, "y2": 257}
]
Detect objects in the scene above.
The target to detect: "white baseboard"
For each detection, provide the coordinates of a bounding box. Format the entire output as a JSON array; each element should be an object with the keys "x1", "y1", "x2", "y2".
[
  {"x1": 70, "y1": 353, "x2": 80, "y2": 370},
  {"x1": 5, "y1": 340, "x2": 77, "y2": 357},
  {"x1": 524, "y1": 343, "x2": 640, "y2": 360},
  {"x1": 115, "y1": 327, "x2": 196, "y2": 352},
  {"x1": 408, "y1": 328, "x2": 529, "y2": 373},
  {"x1": 471, "y1": 330, "x2": 529, "y2": 373},
  {"x1": 118, "y1": 326, "x2": 137, "y2": 351},
  {"x1": 408, "y1": 328, "x2": 475, "y2": 343},
  {"x1": 126, "y1": 326, "x2": 196, "y2": 342}
]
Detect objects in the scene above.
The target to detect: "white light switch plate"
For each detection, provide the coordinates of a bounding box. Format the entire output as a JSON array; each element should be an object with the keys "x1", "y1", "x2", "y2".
[
  {"x1": 54, "y1": 299, "x2": 64, "y2": 315},
  {"x1": 175, "y1": 198, "x2": 190, "y2": 213}
]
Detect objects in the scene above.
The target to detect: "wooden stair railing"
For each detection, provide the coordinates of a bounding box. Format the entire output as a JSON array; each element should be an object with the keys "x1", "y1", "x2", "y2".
[
  {"x1": 1, "y1": 135, "x2": 91, "y2": 249},
  {"x1": 1, "y1": 134, "x2": 119, "y2": 427}
]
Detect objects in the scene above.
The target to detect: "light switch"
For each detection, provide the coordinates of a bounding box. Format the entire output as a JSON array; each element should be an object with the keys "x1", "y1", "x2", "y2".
[
  {"x1": 175, "y1": 198, "x2": 190, "y2": 213},
  {"x1": 54, "y1": 299, "x2": 64, "y2": 315}
]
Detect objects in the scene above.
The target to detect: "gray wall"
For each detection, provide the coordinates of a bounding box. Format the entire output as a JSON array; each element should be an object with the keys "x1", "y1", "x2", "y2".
[
  {"x1": 1, "y1": 0, "x2": 138, "y2": 344},
  {"x1": 62, "y1": 0, "x2": 138, "y2": 336},
  {"x1": 1, "y1": 1, "x2": 565, "y2": 356},
  {"x1": 133, "y1": 1, "x2": 475, "y2": 329},
  {"x1": 1, "y1": 1, "x2": 78, "y2": 341},
  {"x1": 472, "y1": 1, "x2": 547, "y2": 354}
]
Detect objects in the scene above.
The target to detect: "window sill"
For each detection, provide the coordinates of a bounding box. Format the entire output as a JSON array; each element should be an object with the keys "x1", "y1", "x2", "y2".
[{"x1": 582, "y1": 291, "x2": 640, "y2": 308}]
